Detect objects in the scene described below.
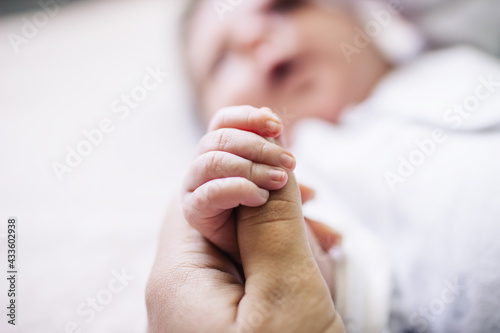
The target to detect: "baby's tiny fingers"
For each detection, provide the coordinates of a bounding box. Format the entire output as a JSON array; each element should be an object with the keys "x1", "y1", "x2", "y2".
[
  {"x1": 183, "y1": 177, "x2": 269, "y2": 226},
  {"x1": 183, "y1": 151, "x2": 288, "y2": 193},
  {"x1": 197, "y1": 128, "x2": 296, "y2": 171},
  {"x1": 182, "y1": 177, "x2": 268, "y2": 256},
  {"x1": 208, "y1": 106, "x2": 282, "y2": 138}
]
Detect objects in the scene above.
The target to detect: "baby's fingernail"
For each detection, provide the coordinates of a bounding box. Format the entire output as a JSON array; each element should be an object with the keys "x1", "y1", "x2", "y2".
[
  {"x1": 268, "y1": 168, "x2": 287, "y2": 182},
  {"x1": 262, "y1": 107, "x2": 281, "y2": 122},
  {"x1": 266, "y1": 120, "x2": 282, "y2": 134},
  {"x1": 280, "y1": 153, "x2": 296, "y2": 170},
  {"x1": 259, "y1": 189, "x2": 270, "y2": 200}
]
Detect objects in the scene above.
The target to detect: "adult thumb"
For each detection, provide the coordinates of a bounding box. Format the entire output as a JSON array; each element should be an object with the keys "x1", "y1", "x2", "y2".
[
  {"x1": 236, "y1": 173, "x2": 344, "y2": 332},
  {"x1": 237, "y1": 172, "x2": 310, "y2": 274}
]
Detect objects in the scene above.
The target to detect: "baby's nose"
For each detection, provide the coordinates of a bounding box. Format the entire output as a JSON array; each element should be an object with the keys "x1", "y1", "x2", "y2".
[{"x1": 231, "y1": 14, "x2": 269, "y2": 55}]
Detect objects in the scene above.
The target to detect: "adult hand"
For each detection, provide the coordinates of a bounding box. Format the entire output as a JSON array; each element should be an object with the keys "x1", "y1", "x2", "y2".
[{"x1": 146, "y1": 172, "x2": 345, "y2": 332}]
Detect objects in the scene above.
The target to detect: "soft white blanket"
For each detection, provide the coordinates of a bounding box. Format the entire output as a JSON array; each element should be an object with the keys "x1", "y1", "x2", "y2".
[{"x1": 293, "y1": 46, "x2": 500, "y2": 332}]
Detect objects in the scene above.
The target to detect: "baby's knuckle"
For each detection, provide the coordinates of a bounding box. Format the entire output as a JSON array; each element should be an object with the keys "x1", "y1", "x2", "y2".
[
  {"x1": 257, "y1": 140, "x2": 271, "y2": 160},
  {"x1": 248, "y1": 162, "x2": 259, "y2": 180},
  {"x1": 245, "y1": 109, "x2": 253, "y2": 126},
  {"x1": 206, "y1": 151, "x2": 223, "y2": 174},
  {"x1": 192, "y1": 189, "x2": 210, "y2": 212},
  {"x1": 241, "y1": 178, "x2": 255, "y2": 194},
  {"x1": 227, "y1": 157, "x2": 243, "y2": 176},
  {"x1": 209, "y1": 179, "x2": 225, "y2": 198},
  {"x1": 214, "y1": 128, "x2": 232, "y2": 152},
  {"x1": 209, "y1": 152, "x2": 239, "y2": 178}
]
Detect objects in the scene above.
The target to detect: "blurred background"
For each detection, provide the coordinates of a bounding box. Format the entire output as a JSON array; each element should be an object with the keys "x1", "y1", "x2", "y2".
[
  {"x1": 1, "y1": 0, "x2": 83, "y2": 15},
  {"x1": 0, "y1": 0, "x2": 499, "y2": 332},
  {"x1": 1, "y1": 1, "x2": 198, "y2": 332}
]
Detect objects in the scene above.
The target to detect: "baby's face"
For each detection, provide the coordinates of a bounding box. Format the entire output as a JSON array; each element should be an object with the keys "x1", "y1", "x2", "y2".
[{"x1": 187, "y1": 0, "x2": 389, "y2": 134}]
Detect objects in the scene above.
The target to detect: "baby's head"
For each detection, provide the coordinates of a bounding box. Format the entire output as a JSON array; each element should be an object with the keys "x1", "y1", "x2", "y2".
[{"x1": 183, "y1": 0, "x2": 390, "y2": 136}]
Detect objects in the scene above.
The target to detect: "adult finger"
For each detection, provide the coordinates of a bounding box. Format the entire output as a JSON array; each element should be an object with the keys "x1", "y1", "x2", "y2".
[
  {"x1": 146, "y1": 194, "x2": 244, "y2": 333},
  {"x1": 236, "y1": 173, "x2": 345, "y2": 332}
]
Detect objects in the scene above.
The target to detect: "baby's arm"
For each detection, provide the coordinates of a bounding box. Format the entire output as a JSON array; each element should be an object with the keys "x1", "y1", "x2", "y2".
[{"x1": 181, "y1": 106, "x2": 296, "y2": 257}]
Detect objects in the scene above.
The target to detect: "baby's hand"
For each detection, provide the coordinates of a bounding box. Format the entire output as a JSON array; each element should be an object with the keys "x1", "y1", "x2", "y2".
[{"x1": 181, "y1": 106, "x2": 296, "y2": 258}]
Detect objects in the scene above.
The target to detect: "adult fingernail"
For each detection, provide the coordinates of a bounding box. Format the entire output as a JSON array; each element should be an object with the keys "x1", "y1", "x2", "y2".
[
  {"x1": 268, "y1": 168, "x2": 287, "y2": 182},
  {"x1": 280, "y1": 153, "x2": 296, "y2": 170}
]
